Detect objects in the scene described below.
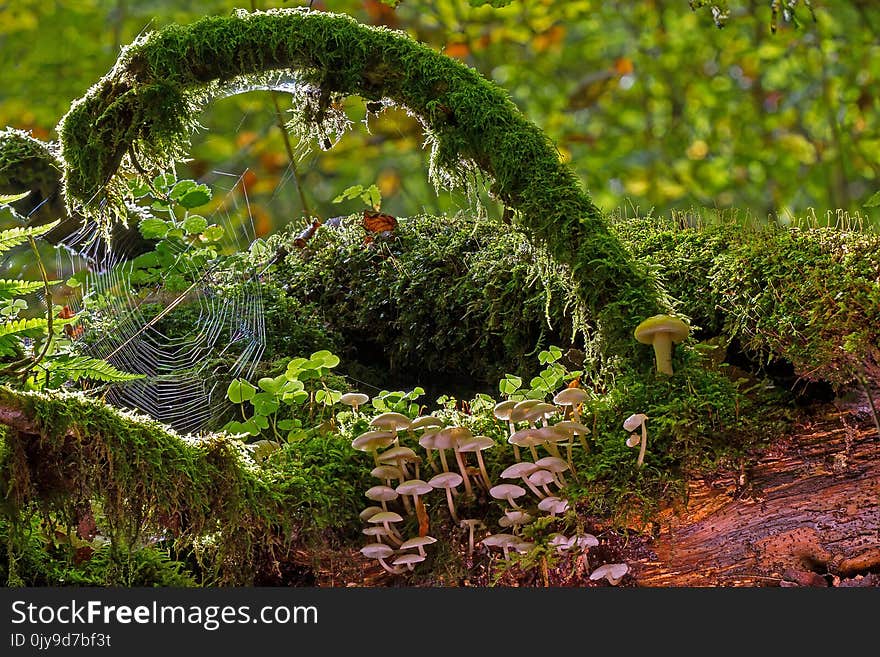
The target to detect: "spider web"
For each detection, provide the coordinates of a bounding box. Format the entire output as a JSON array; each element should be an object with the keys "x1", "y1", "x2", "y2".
[{"x1": 48, "y1": 173, "x2": 267, "y2": 434}]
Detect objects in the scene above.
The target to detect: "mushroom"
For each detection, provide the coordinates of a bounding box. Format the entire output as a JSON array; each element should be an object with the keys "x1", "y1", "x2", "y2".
[
  {"x1": 460, "y1": 519, "x2": 486, "y2": 556},
  {"x1": 395, "y1": 479, "x2": 432, "y2": 515},
  {"x1": 634, "y1": 315, "x2": 690, "y2": 376},
  {"x1": 553, "y1": 387, "x2": 588, "y2": 423},
  {"x1": 523, "y1": 402, "x2": 558, "y2": 428},
  {"x1": 393, "y1": 553, "x2": 426, "y2": 572},
  {"x1": 574, "y1": 534, "x2": 599, "y2": 550},
  {"x1": 456, "y1": 435, "x2": 495, "y2": 489},
  {"x1": 623, "y1": 413, "x2": 649, "y2": 468},
  {"x1": 362, "y1": 525, "x2": 394, "y2": 544},
  {"x1": 365, "y1": 485, "x2": 399, "y2": 512},
  {"x1": 499, "y1": 510, "x2": 534, "y2": 534},
  {"x1": 500, "y1": 462, "x2": 545, "y2": 499},
  {"x1": 534, "y1": 456, "x2": 570, "y2": 487},
  {"x1": 429, "y1": 471, "x2": 463, "y2": 521},
  {"x1": 360, "y1": 543, "x2": 402, "y2": 574},
  {"x1": 548, "y1": 534, "x2": 573, "y2": 554},
  {"x1": 527, "y1": 469, "x2": 557, "y2": 497},
  {"x1": 377, "y1": 446, "x2": 422, "y2": 480},
  {"x1": 368, "y1": 511, "x2": 405, "y2": 542},
  {"x1": 589, "y1": 563, "x2": 630, "y2": 586},
  {"x1": 537, "y1": 496, "x2": 569, "y2": 516},
  {"x1": 352, "y1": 430, "x2": 396, "y2": 466},
  {"x1": 508, "y1": 427, "x2": 544, "y2": 462},
  {"x1": 533, "y1": 425, "x2": 569, "y2": 459},
  {"x1": 359, "y1": 506, "x2": 385, "y2": 522},
  {"x1": 480, "y1": 533, "x2": 519, "y2": 560},
  {"x1": 509, "y1": 399, "x2": 542, "y2": 424},
  {"x1": 432, "y1": 426, "x2": 474, "y2": 497},
  {"x1": 409, "y1": 415, "x2": 444, "y2": 471},
  {"x1": 555, "y1": 419, "x2": 591, "y2": 456},
  {"x1": 371, "y1": 464, "x2": 403, "y2": 487},
  {"x1": 340, "y1": 392, "x2": 369, "y2": 413},
  {"x1": 489, "y1": 483, "x2": 527, "y2": 510},
  {"x1": 399, "y1": 535, "x2": 437, "y2": 557},
  {"x1": 493, "y1": 400, "x2": 521, "y2": 460},
  {"x1": 370, "y1": 412, "x2": 412, "y2": 443}
]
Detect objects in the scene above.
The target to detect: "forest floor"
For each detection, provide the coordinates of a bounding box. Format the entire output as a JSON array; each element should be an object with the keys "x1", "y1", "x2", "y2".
[{"x1": 283, "y1": 386, "x2": 880, "y2": 588}]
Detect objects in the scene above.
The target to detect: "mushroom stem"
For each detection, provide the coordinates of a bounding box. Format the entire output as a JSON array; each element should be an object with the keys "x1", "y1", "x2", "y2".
[
  {"x1": 544, "y1": 442, "x2": 562, "y2": 459},
  {"x1": 444, "y1": 488, "x2": 459, "y2": 522},
  {"x1": 423, "y1": 446, "x2": 439, "y2": 473},
  {"x1": 637, "y1": 422, "x2": 648, "y2": 468},
  {"x1": 453, "y1": 449, "x2": 474, "y2": 497},
  {"x1": 540, "y1": 484, "x2": 553, "y2": 497},
  {"x1": 377, "y1": 557, "x2": 403, "y2": 575},
  {"x1": 528, "y1": 445, "x2": 540, "y2": 462},
  {"x1": 506, "y1": 495, "x2": 522, "y2": 510},
  {"x1": 507, "y1": 421, "x2": 520, "y2": 461},
  {"x1": 521, "y1": 476, "x2": 546, "y2": 500},
  {"x1": 475, "y1": 452, "x2": 492, "y2": 490},
  {"x1": 438, "y1": 448, "x2": 450, "y2": 473},
  {"x1": 651, "y1": 331, "x2": 674, "y2": 376}
]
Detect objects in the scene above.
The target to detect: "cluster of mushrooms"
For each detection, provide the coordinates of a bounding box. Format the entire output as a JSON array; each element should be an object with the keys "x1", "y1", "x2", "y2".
[{"x1": 348, "y1": 387, "x2": 627, "y2": 583}]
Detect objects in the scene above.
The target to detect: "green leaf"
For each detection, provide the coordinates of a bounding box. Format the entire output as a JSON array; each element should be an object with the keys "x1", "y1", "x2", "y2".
[
  {"x1": 252, "y1": 392, "x2": 280, "y2": 416},
  {"x1": 169, "y1": 179, "x2": 197, "y2": 200},
  {"x1": 178, "y1": 185, "x2": 212, "y2": 209},
  {"x1": 152, "y1": 173, "x2": 176, "y2": 192},
  {"x1": 127, "y1": 179, "x2": 151, "y2": 198},
  {"x1": 0, "y1": 221, "x2": 60, "y2": 253},
  {"x1": 865, "y1": 190, "x2": 880, "y2": 208},
  {"x1": 0, "y1": 191, "x2": 30, "y2": 205},
  {"x1": 182, "y1": 214, "x2": 208, "y2": 235},
  {"x1": 139, "y1": 218, "x2": 171, "y2": 239},
  {"x1": 332, "y1": 184, "x2": 364, "y2": 203},
  {"x1": 0, "y1": 279, "x2": 46, "y2": 298},
  {"x1": 310, "y1": 349, "x2": 340, "y2": 369},
  {"x1": 258, "y1": 377, "x2": 281, "y2": 394},
  {"x1": 46, "y1": 356, "x2": 144, "y2": 383},
  {"x1": 360, "y1": 184, "x2": 382, "y2": 209},
  {"x1": 202, "y1": 225, "x2": 224, "y2": 242},
  {"x1": 227, "y1": 378, "x2": 257, "y2": 404},
  {"x1": 282, "y1": 390, "x2": 309, "y2": 405},
  {"x1": 277, "y1": 419, "x2": 297, "y2": 431}
]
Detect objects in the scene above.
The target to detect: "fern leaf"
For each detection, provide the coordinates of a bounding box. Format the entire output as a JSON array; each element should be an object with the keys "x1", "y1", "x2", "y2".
[
  {"x1": 51, "y1": 356, "x2": 144, "y2": 383},
  {"x1": 0, "y1": 191, "x2": 30, "y2": 205},
  {"x1": 0, "y1": 221, "x2": 61, "y2": 254},
  {"x1": 0, "y1": 316, "x2": 52, "y2": 338},
  {"x1": 0, "y1": 279, "x2": 50, "y2": 298}
]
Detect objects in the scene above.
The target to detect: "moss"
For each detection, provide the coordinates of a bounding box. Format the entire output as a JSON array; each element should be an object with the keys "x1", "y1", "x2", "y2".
[
  {"x1": 55, "y1": 8, "x2": 665, "y2": 368},
  {"x1": 0, "y1": 385, "x2": 341, "y2": 584}
]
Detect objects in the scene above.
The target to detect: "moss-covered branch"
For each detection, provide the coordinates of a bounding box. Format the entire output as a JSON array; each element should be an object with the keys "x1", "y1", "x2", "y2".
[
  {"x1": 0, "y1": 385, "x2": 322, "y2": 583},
  {"x1": 56, "y1": 7, "x2": 666, "y2": 367}
]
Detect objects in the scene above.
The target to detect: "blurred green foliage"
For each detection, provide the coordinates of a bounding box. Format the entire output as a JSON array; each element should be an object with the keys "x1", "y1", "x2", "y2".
[{"x1": 0, "y1": 0, "x2": 876, "y2": 234}]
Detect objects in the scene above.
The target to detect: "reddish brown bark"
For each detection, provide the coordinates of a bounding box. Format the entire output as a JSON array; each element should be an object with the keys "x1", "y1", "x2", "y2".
[{"x1": 633, "y1": 406, "x2": 880, "y2": 587}]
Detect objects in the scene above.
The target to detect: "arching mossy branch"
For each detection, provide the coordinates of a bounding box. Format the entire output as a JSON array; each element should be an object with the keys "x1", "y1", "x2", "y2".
[{"x1": 56, "y1": 7, "x2": 667, "y2": 368}]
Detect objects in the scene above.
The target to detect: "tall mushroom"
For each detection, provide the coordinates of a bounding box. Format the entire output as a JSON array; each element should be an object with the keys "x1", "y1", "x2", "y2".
[
  {"x1": 370, "y1": 411, "x2": 412, "y2": 444},
  {"x1": 340, "y1": 392, "x2": 369, "y2": 414},
  {"x1": 634, "y1": 314, "x2": 690, "y2": 376},
  {"x1": 433, "y1": 426, "x2": 474, "y2": 497},
  {"x1": 429, "y1": 471, "x2": 463, "y2": 521},
  {"x1": 456, "y1": 435, "x2": 495, "y2": 490},
  {"x1": 589, "y1": 563, "x2": 630, "y2": 586},
  {"x1": 623, "y1": 413, "x2": 649, "y2": 468},
  {"x1": 490, "y1": 483, "x2": 527, "y2": 510},
  {"x1": 352, "y1": 430, "x2": 396, "y2": 467},
  {"x1": 493, "y1": 400, "x2": 520, "y2": 460},
  {"x1": 360, "y1": 543, "x2": 402, "y2": 575},
  {"x1": 396, "y1": 479, "x2": 432, "y2": 517}
]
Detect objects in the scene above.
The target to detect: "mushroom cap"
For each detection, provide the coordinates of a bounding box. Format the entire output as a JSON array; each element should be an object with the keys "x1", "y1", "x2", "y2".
[
  {"x1": 418, "y1": 429, "x2": 440, "y2": 449},
  {"x1": 340, "y1": 392, "x2": 370, "y2": 407},
  {"x1": 538, "y1": 496, "x2": 570, "y2": 514},
  {"x1": 634, "y1": 314, "x2": 690, "y2": 344},
  {"x1": 534, "y1": 456, "x2": 570, "y2": 473},
  {"x1": 359, "y1": 506, "x2": 385, "y2": 522},
  {"x1": 533, "y1": 425, "x2": 571, "y2": 443},
  {"x1": 393, "y1": 553, "x2": 426, "y2": 567},
  {"x1": 371, "y1": 464, "x2": 403, "y2": 480},
  {"x1": 509, "y1": 399, "x2": 542, "y2": 423},
  {"x1": 575, "y1": 534, "x2": 599, "y2": 549},
  {"x1": 508, "y1": 427, "x2": 544, "y2": 447},
  {"x1": 522, "y1": 402, "x2": 558, "y2": 422},
  {"x1": 499, "y1": 510, "x2": 534, "y2": 527},
  {"x1": 528, "y1": 469, "x2": 557, "y2": 486},
  {"x1": 352, "y1": 430, "x2": 396, "y2": 452},
  {"x1": 553, "y1": 387, "x2": 589, "y2": 406},
  {"x1": 554, "y1": 420, "x2": 589, "y2": 436},
  {"x1": 370, "y1": 412, "x2": 412, "y2": 431},
  {"x1": 493, "y1": 400, "x2": 517, "y2": 420},
  {"x1": 400, "y1": 536, "x2": 438, "y2": 550},
  {"x1": 489, "y1": 483, "x2": 527, "y2": 501},
  {"x1": 362, "y1": 526, "x2": 391, "y2": 537},
  {"x1": 360, "y1": 543, "x2": 394, "y2": 559},
  {"x1": 368, "y1": 511, "x2": 404, "y2": 524},
  {"x1": 410, "y1": 415, "x2": 444, "y2": 431},
  {"x1": 396, "y1": 479, "x2": 432, "y2": 496},
  {"x1": 457, "y1": 435, "x2": 495, "y2": 452},
  {"x1": 429, "y1": 472, "x2": 464, "y2": 489},
  {"x1": 548, "y1": 534, "x2": 571, "y2": 549},
  {"x1": 623, "y1": 413, "x2": 649, "y2": 432},
  {"x1": 365, "y1": 485, "x2": 399, "y2": 502},
  {"x1": 480, "y1": 533, "x2": 519, "y2": 548},
  {"x1": 501, "y1": 462, "x2": 539, "y2": 479},
  {"x1": 512, "y1": 541, "x2": 535, "y2": 554},
  {"x1": 433, "y1": 426, "x2": 473, "y2": 449},
  {"x1": 626, "y1": 434, "x2": 641, "y2": 448},
  {"x1": 589, "y1": 562, "x2": 630, "y2": 584},
  {"x1": 377, "y1": 446, "x2": 421, "y2": 463},
  {"x1": 459, "y1": 518, "x2": 486, "y2": 530}
]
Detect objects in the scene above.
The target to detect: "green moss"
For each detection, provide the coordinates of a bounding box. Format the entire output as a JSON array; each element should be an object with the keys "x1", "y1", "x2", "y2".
[
  {"x1": 0, "y1": 385, "x2": 349, "y2": 583},
  {"x1": 56, "y1": 8, "x2": 665, "y2": 368}
]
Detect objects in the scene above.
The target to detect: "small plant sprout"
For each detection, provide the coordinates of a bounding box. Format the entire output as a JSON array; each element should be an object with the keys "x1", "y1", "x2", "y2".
[
  {"x1": 429, "y1": 471, "x2": 464, "y2": 521},
  {"x1": 589, "y1": 563, "x2": 630, "y2": 586},
  {"x1": 623, "y1": 413, "x2": 649, "y2": 468},
  {"x1": 340, "y1": 392, "x2": 369, "y2": 413},
  {"x1": 360, "y1": 543, "x2": 402, "y2": 575},
  {"x1": 460, "y1": 519, "x2": 486, "y2": 556},
  {"x1": 634, "y1": 314, "x2": 690, "y2": 376},
  {"x1": 490, "y1": 483, "x2": 527, "y2": 510}
]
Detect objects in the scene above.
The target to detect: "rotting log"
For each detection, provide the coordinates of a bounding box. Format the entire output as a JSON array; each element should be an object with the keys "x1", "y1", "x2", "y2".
[{"x1": 633, "y1": 404, "x2": 880, "y2": 587}]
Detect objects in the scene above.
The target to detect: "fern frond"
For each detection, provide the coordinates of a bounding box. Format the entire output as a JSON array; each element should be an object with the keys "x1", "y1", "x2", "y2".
[
  {"x1": 0, "y1": 279, "x2": 53, "y2": 298},
  {"x1": 0, "y1": 191, "x2": 30, "y2": 205},
  {"x1": 0, "y1": 316, "x2": 53, "y2": 339},
  {"x1": 49, "y1": 356, "x2": 144, "y2": 383},
  {"x1": 0, "y1": 221, "x2": 61, "y2": 254}
]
